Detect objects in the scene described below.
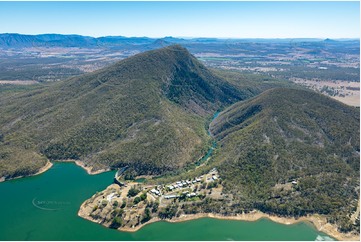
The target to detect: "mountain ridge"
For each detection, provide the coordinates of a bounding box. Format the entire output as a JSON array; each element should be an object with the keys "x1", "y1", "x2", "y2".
[
  {"x1": 0, "y1": 45, "x2": 244, "y2": 179},
  {"x1": 210, "y1": 87, "x2": 359, "y2": 232},
  {"x1": 0, "y1": 44, "x2": 359, "y2": 234}
]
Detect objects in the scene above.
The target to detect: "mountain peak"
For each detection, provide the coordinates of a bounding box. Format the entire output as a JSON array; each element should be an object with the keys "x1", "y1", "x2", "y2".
[
  {"x1": 164, "y1": 44, "x2": 187, "y2": 51},
  {"x1": 0, "y1": 45, "x2": 244, "y2": 179},
  {"x1": 142, "y1": 44, "x2": 191, "y2": 59},
  {"x1": 94, "y1": 45, "x2": 242, "y2": 115}
]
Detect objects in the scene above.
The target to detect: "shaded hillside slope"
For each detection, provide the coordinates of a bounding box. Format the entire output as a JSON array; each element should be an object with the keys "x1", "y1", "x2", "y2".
[
  {"x1": 210, "y1": 88, "x2": 360, "y2": 232},
  {"x1": 0, "y1": 45, "x2": 245, "y2": 179}
]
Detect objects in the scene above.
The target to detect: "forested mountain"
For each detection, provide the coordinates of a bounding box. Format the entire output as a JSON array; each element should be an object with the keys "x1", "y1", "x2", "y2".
[
  {"x1": 210, "y1": 88, "x2": 360, "y2": 231},
  {"x1": 0, "y1": 44, "x2": 359, "y2": 233},
  {"x1": 0, "y1": 45, "x2": 245, "y2": 178}
]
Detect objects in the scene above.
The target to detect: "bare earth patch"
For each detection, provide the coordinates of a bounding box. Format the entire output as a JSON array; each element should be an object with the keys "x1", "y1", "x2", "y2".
[
  {"x1": 292, "y1": 78, "x2": 360, "y2": 107},
  {"x1": 332, "y1": 95, "x2": 360, "y2": 107}
]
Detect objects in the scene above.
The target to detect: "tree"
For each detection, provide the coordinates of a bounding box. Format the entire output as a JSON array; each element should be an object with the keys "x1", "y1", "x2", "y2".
[
  {"x1": 127, "y1": 187, "x2": 140, "y2": 197},
  {"x1": 158, "y1": 204, "x2": 178, "y2": 219},
  {"x1": 110, "y1": 216, "x2": 122, "y2": 229},
  {"x1": 100, "y1": 200, "x2": 108, "y2": 209},
  {"x1": 111, "y1": 208, "x2": 124, "y2": 217},
  {"x1": 121, "y1": 201, "x2": 126, "y2": 208},
  {"x1": 92, "y1": 205, "x2": 98, "y2": 212},
  {"x1": 112, "y1": 200, "x2": 119, "y2": 207},
  {"x1": 140, "y1": 192, "x2": 147, "y2": 201},
  {"x1": 134, "y1": 197, "x2": 141, "y2": 204},
  {"x1": 151, "y1": 201, "x2": 159, "y2": 213},
  {"x1": 141, "y1": 208, "x2": 152, "y2": 223},
  {"x1": 207, "y1": 181, "x2": 218, "y2": 189}
]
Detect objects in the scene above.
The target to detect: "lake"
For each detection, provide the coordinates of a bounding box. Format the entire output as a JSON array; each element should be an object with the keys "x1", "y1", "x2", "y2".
[{"x1": 0, "y1": 162, "x2": 335, "y2": 240}]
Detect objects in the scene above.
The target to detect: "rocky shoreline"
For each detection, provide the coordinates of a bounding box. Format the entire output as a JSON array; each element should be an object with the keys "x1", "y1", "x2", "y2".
[
  {"x1": 0, "y1": 159, "x2": 108, "y2": 183},
  {"x1": 78, "y1": 202, "x2": 359, "y2": 241},
  {"x1": 77, "y1": 177, "x2": 359, "y2": 241},
  {"x1": 1, "y1": 160, "x2": 358, "y2": 241},
  {"x1": 53, "y1": 159, "x2": 111, "y2": 175},
  {"x1": 0, "y1": 160, "x2": 53, "y2": 183}
]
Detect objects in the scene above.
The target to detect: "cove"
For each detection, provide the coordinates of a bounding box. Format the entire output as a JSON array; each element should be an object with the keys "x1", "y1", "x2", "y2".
[{"x1": 0, "y1": 162, "x2": 335, "y2": 241}]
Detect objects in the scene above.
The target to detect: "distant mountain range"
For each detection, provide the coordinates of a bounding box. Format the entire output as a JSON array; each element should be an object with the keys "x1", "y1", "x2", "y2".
[{"x1": 0, "y1": 33, "x2": 358, "y2": 48}]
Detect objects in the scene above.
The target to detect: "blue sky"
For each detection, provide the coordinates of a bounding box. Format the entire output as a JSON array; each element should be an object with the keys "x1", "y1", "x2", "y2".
[{"x1": 0, "y1": 1, "x2": 359, "y2": 38}]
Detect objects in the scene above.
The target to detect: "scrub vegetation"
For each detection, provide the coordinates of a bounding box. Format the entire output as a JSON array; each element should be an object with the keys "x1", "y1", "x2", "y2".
[
  {"x1": 210, "y1": 88, "x2": 360, "y2": 233},
  {"x1": 0, "y1": 45, "x2": 359, "y2": 235},
  {"x1": 0, "y1": 45, "x2": 285, "y2": 179}
]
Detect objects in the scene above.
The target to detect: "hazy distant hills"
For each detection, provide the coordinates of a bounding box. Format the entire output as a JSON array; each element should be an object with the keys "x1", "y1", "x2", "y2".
[
  {"x1": 0, "y1": 33, "x2": 185, "y2": 48},
  {"x1": 210, "y1": 88, "x2": 359, "y2": 230},
  {"x1": 1, "y1": 33, "x2": 359, "y2": 49},
  {"x1": 0, "y1": 45, "x2": 250, "y2": 178}
]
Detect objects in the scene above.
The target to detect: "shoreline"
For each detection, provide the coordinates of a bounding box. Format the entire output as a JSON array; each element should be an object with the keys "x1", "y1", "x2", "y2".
[
  {"x1": 0, "y1": 159, "x2": 110, "y2": 183},
  {"x1": 165, "y1": 212, "x2": 359, "y2": 241},
  {"x1": 2, "y1": 159, "x2": 358, "y2": 241},
  {"x1": 54, "y1": 159, "x2": 111, "y2": 175},
  {"x1": 0, "y1": 160, "x2": 53, "y2": 183},
  {"x1": 78, "y1": 203, "x2": 359, "y2": 241}
]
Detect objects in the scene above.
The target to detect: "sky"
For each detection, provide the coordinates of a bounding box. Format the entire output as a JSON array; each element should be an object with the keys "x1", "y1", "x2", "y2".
[{"x1": 0, "y1": 1, "x2": 359, "y2": 38}]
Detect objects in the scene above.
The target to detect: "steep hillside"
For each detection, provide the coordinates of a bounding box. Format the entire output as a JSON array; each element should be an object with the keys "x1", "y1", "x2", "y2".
[
  {"x1": 210, "y1": 88, "x2": 360, "y2": 232},
  {"x1": 0, "y1": 45, "x2": 245, "y2": 179}
]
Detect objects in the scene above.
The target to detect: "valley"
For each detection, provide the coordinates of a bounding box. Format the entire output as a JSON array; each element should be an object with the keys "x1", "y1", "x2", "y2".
[
  {"x1": 0, "y1": 0, "x2": 359, "y2": 240},
  {"x1": 0, "y1": 44, "x2": 359, "y2": 240}
]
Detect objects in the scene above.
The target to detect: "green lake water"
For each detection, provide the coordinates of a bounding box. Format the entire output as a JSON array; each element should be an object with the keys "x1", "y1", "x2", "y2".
[{"x1": 0, "y1": 162, "x2": 335, "y2": 241}]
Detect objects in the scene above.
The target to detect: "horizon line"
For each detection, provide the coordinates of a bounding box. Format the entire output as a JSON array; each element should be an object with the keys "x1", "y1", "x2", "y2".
[{"x1": 1, "y1": 33, "x2": 360, "y2": 40}]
